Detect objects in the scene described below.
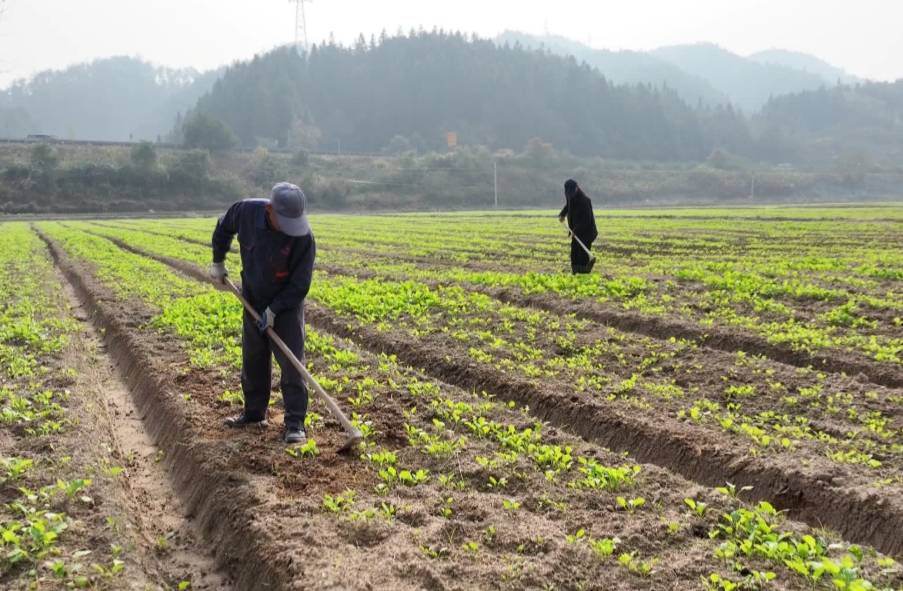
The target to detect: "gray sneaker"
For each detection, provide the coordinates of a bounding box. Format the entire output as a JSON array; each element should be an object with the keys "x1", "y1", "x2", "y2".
[{"x1": 284, "y1": 426, "x2": 306, "y2": 444}]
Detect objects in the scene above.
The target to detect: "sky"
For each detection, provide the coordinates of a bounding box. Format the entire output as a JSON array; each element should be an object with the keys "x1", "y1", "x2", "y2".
[{"x1": 1, "y1": 0, "x2": 901, "y2": 88}]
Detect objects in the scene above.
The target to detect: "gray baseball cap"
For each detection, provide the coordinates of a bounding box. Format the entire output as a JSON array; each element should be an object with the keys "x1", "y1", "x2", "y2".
[{"x1": 269, "y1": 182, "x2": 310, "y2": 237}]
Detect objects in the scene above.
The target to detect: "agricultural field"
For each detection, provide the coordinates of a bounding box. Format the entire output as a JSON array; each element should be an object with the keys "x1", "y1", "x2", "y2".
[{"x1": 3, "y1": 205, "x2": 903, "y2": 591}]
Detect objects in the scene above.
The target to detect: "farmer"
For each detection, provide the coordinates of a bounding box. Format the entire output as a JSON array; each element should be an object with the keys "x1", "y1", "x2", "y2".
[
  {"x1": 558, "y1": 179, "x2": 598, "y2": 274},
  {"x1": 208, "y1": 182, "x2": 316, "y2": 444}
]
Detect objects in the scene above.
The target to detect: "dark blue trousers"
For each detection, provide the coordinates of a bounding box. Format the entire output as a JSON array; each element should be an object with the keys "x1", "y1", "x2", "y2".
[{"x1": 241, "y1": 305, "x2": 309, "y2": 429}]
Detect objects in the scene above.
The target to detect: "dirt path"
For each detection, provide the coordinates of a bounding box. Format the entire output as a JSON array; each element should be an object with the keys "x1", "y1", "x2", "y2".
[
  {"x1": 39, "y1": 230, "x2": 286, "y2": 591},
  {"x1": 62, "y1": 277, "x2": 231, "y2": 590}
]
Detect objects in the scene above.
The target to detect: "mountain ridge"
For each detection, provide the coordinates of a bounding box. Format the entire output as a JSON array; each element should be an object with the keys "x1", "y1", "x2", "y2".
[{"x1": 496, "y1": 33, "x2": 857, "y2": 113}]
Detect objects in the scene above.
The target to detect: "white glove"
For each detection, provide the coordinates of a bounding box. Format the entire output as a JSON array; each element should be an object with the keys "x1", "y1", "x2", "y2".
[
  {"x1": 256, "y1": 307, "x2": 275, "y2": 334},
  {"x1": 209, "y1": 262, "x2": 228, "y2": 284}
]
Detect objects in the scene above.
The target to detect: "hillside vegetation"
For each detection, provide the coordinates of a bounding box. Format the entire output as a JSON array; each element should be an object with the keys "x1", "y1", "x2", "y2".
[
  {"x1": 494, "y1": 32, "x2": 730, "y2": 108},
  {"x1": 2, "y1": 31, "x2": 901, "y2": 214},
  {"x1": 0, "y1": 57, "x2": 221, "y2": 141},
  {"x1": 1, "y1": 138, "x2": 899, "y2": 216}
]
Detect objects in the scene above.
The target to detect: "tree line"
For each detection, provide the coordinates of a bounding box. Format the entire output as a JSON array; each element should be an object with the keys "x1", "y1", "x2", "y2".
[{"x1": 172, "y1": 31, "x2": 901, "y2": 166}]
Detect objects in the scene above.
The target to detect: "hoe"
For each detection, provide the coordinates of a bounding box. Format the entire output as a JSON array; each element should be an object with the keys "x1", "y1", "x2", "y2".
[
  {"x1": 563, "y1": 222, "x2": 596, "y2": 273},
  {"x1": 226, "y1": 278, "x2": 363, "y2": 453}
]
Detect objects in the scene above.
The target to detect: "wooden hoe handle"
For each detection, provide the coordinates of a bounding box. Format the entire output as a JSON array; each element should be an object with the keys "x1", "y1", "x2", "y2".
[{"x1": 225, "y1": 278, "x2": 362, "y2": 444}]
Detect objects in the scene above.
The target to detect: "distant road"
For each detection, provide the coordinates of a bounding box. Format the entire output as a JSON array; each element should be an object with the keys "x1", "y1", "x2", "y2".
[{"x1": 0, "y1": 137, "x2": 380, "y2": 158}]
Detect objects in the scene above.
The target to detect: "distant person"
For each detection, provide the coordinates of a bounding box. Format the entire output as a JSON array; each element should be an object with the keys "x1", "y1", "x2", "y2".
[
  {"x1": 208, "y1": 182, "x2": 316, "y2": 444},
  {"x1": 558, "y1": 179, "x2": 598, "y2": 274}
]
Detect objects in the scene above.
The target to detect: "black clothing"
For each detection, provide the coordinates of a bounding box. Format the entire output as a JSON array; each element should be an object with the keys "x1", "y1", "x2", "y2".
[{"x1": 559, "y1": 184, "x2": 597, "y2": 274}]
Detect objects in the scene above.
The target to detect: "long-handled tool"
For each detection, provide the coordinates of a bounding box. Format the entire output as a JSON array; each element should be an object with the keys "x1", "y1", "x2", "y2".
[
  {"x1": 562, "y1": 221, "x2": 596, "y2": 273},
  {"x1": 225, "y1": 278, "x2": 363, "y2": 453}
]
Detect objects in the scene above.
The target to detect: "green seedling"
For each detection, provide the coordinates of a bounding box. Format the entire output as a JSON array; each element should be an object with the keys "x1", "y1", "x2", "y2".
[
  {"x1": 156, "y1": 531, "x2": 175, "y2": 550},
  {"x1": 716, "y1": 482, "x2": 753, "y2": 499},
  {"x1": 438, "y1": 474, "x2": 467, "y2": 490},
  {"x1": 619, "y1": 552, "x2": 658, "y2": 577},
  {"x1": 439, "y1": 497, "x2": 454, "y2": 518},
  {"x1": 399, "y1": 469, "x2": 430, "y2": 486},
  {"x1": 488, "y1": 476, "x2": 508, "y2": 489},
  {"x1": 420, "y1": 545, "x2": 449, "y2": 560},
  {"x1": 285, "y1": 439, "x2": 318, "y2": 458},
  {"x1": 702, "y1": 573, "x2": 740, "y2": 591},
  {"x1": 363, "y1": 450, "x2": 396, "y2": 467},
  {"x1": 462, "y1": 541, "x2": 479, "y2": 553},
  {"x1": 502, "y1": 499, "x2": 521, "y2": 513},
  {"x1": 617, "y1": 497, "x2": 645, "y2": 514},
  {"x1": 323, "y1": 490, "x2": 355, "y2": 514},
  {"x1": 1, "y1": 456, "x2": 33, "y2": 483},
  {"x1": 92, "y1": 559, "x2": 125, "y2": 578},
  {"x1": 566, "y1": 529, "x2": 586, "y2": 544},
  {"x1": 348, "y1": 509, "x2": 376, "y2": 521},
  {"x1": 685, "y1": 498, "x2": 708, "y2": 517},
  {"x1": 57, "y1": 478, "x2": 92, "y2": 503},
  {"x1": 587, "y1": 537, "x2": 619, "y2": 558},
  {"x1": 380, "y1": 503, "x2": 398, "y2": 521}
]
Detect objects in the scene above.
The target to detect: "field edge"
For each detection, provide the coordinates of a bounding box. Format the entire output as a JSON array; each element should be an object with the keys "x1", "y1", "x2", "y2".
[{"x1": 36, "y1": 227, "x2": 287, "y2": 591}]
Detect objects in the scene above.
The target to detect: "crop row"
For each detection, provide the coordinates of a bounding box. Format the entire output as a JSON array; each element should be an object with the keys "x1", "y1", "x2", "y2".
[
  {"x1": 104, "y1": 217, "x2": 903, "y2": 371},
  {"x1": 79, "y1": 223, "x2": 903, "y2": 475},
  {"x1": 0, "y1": 223, "x2": 148, "y2": 589},
  {"x1": 72, "y1": 223, "x2": 903, "y2": 541},
  {"x1": 38, "y1": 223, "x2": 903, "y2": 589}
]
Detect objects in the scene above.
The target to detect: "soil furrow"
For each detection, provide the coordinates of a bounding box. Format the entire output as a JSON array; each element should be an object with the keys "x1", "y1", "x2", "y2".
[
  {"x1": 36, "y1": 229, "x2": 286, "y2": 591},
  {"x1": 105, "y1": 235, "x2": 903, "y2": 558},
  {"x1": 480, "y1": 288, "x2": 903, "y2": 389},
  {"x1": 59, "y1": 276, "x2": 230, "y2": 590},
  {"x1": 301, "y1": 306, "x2": 903, "y2": 558}
]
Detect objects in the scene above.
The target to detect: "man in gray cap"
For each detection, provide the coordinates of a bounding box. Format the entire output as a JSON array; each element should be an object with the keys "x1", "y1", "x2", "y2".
[{"x1": 209, "y1": 182, "x2": 316, "y2": 443}]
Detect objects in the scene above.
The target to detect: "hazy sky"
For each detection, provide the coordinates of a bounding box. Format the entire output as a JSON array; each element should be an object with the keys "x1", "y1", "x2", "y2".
[{"x1": 1, "y1": 0, "x2": 900, "y2": 88}]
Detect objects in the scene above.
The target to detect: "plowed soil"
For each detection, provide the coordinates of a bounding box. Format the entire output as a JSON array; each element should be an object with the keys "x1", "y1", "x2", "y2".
[{"x1": 82, "y1": 233, "x2": 903, "y2": 559}]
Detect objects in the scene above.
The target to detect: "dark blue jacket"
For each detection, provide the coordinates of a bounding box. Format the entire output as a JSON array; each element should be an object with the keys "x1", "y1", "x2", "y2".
[{"x1": 212, "y1": 198, "x2": 316, "y2": 315}]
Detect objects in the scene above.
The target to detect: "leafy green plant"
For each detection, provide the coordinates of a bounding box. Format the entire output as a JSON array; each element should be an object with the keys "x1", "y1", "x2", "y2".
[
  {"x1": 438, "y1": 497, "x2": 454, "y2": 518},
  {"x1": 685, "y1": 498, "x2": 708, "y2": 517},
  {"x1": 716, "y1": 482, "x2": 753, "y2": 499},
  {"x1": 617, "y1": 497, "x2": 645, "y2": 514},
  {"x1": 399, "y1": 469, "x2": 430, "y2": 486},
  {"x1": 566, "y1": 529, "x2": 586, "y2": 544},
  {"x1": 587, "y1": 537, "x2": 619, "y2": 558},
  {"x1": 0, "y1": 456, "x2": 33, "y2": 483},
  {"x1": 323, "y1": 490, "x2": 355, "y2": 514},
  {"x1": 285, "y1": 439, "x2": 319, "y2": 458},
  {"x1": 619, "y1": 552, "x2": 658, "y2": 577}
]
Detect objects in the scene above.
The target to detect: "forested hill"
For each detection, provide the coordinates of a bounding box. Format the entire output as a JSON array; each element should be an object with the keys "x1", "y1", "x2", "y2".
[
  {"x1": 748, "y1": 49, "x2": 862, "y2": 85},
  {"x1": 753, "y1": 81, "x2": 903, "y2": 163},
  {"x1": 650, "y1": 44, "x2": 829, "y2": 113},
  {"x1": 0, "y1": 57, "x2": 221, "y2": 141},
  {"x1": 181, "y1": 32, "x2": 749, "y2": 161},
  {"x1": 494, "y1": 31, "x2": 730, "y2": 108}
]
